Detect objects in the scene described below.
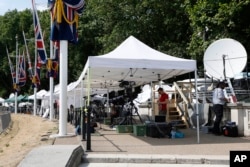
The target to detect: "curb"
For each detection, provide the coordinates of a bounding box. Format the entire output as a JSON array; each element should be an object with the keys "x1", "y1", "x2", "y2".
[
  {"x1": 18, "y1": 145, "x2": 83, "y2": 167},
  {"x1": 67, "y1": 145, "x2": 84, "y2": 167},
  {"x1": 82, "y1": 154, "x2": 229, "y2": 165}
]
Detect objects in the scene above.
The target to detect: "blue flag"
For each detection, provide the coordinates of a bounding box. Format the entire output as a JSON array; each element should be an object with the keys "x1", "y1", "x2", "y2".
[
  {"x1": 50, "y1": 0, "x2": 85, "y2": 43},
  {"x1": 47, "y1": 41, "x2": 59, "y2": 78}
]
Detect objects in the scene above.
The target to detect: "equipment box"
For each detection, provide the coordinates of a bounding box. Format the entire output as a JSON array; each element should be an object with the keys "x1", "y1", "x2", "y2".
[
  {"x1": 221, "y1": 125, "x2": 238, "y2": 137},
  {"x1": 146, "y1": 122, "x2": 172, "y2": 138},
  {"x1": 133, "y1": 125, "x2": 146, "y2": 136},
  {"x1": 116, "y1": 125, "x2": 133, "y2": 133}
]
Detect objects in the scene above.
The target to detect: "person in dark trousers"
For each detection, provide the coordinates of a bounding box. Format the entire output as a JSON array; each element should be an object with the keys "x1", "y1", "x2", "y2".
[
  {"x1": 69, "y1": 104, "x2": 74, "y2": 124},
  {"x1": 212, "y1": 81, "x2": 229, "y2": 135}
]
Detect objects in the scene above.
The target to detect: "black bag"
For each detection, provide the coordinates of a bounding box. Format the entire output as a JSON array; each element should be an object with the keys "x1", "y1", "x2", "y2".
[{"x1": 221, "y1": 125, "x2": 238, "y2": 137}]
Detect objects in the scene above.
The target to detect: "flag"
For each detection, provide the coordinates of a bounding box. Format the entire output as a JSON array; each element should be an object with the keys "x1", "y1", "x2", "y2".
[
  {"x1": 32, "y1": 0, "x2": 47, "y2": 64},
  {"x1": 47, "y1": 41, "x2": 59, "y2": 78},
  {"x1": 18, "y1": 53, "x2": 27, "y2": 87},
  {"x1": 6, "y1": 47, "x2": 17, "y2": 90},
  {"x1": 33, "y1": 55, "x2": 42, "y2": 88},
  {"x1": 50, "y1": 0, "x2": 85, "y2": 43},
  {"x1": 23, "y1": 31, "x2": 34, "y2": 80}
]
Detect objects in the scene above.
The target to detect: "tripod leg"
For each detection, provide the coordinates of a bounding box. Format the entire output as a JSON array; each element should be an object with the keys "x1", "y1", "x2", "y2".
[{"x1": 134, "y1": 107, "x2": 143, "y2": 123}]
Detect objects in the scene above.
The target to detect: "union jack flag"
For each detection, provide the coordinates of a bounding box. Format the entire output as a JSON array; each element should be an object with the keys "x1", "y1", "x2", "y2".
[
  {"x1": 50, "y1": 0, "x2": 85, "y2": 44},
  {"x1": 10, "y1": 61, "x2": 16, "y2": 84},
  {"x1": 27, "y1": 54, "x2": 34, "y2": 80},
  {"x1": 47, "y1": 41, "x2": 59, "y2": 78},
  {"x1": 6, "y1": 47, "x2": 16, "y2": 85},
  {"x1": 18, "y1": 54, "x2": 26, "y2": 87},
  {"x1": 33, "y1": 55, "x2": 42, "y2": 88},
  {"x1": 23, "y1": 31, "x2": 34, "y2": 81},
  {"x1": 32, "y1": 0, "x2": 47, "y2": 64}
]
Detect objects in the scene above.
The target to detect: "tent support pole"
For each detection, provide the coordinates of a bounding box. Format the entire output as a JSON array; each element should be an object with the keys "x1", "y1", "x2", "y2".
[
  {"x1": 87, "y1": 67, "x2": 90, "y2": 106},
  {"x1": 195, "y1": 70, "x2": 200, "y2": 144},
  {"x1": 86, "y1": 67, "x2": 91, "y2": 151},
  {"x1": 107, "y1": 89, "x2": 110, "y2": 115},
  {"x1": 151, "y1": 82, "x2": 155, "y2": 119},
  {"x1": 81, "y1": 80, "x2": 86, "y2": 141}
]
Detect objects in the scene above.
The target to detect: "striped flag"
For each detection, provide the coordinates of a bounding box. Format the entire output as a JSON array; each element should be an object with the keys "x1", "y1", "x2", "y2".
[
  {"x1": 18, "y1": 53, "x2": 27, "y2": 87},
  {"x1": 34, "y1": 55, "x2": 42, "y2": 88},
  {"x1": 50, "y1": 0, "x2": 85, "y2": 43},
  {"x1": 23, "y1": 31, "x2": 34, "y2": 81},
  {"x1": 32, "y1": 0, "x2": 47, "y2": 64},
  {"x1": 6, "y1": 47, "x2": 16, "y2": 88},
  {"x1": 47, "y1": 41, "x2": 59, "y2": 78}
]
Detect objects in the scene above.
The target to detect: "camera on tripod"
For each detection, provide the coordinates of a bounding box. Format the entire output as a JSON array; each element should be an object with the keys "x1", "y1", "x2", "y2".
[{"x1": 119, "y1": 80, "x2": 136, "y2": 99}]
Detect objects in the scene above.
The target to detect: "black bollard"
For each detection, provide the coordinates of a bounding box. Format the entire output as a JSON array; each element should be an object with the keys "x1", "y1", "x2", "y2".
[
  {"x1": 81, "y1": 108, "x2": 86, "y2": 141},
  {"x1": 86, "y1": 106, "x2": 91, "y2": 151}
]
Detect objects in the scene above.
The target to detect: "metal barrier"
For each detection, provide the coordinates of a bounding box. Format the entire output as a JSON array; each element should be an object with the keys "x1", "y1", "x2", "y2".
[{"x1": 0, "y1": 110, "x2": 11, "y2": 134}]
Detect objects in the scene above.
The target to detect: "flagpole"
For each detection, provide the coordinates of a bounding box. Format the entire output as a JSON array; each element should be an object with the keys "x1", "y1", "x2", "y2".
[
  {"x1": 32, "y1": 0, "x2": 47, "y2": 116},
  {"x1": 15, "y1": 35, "x2": 18, "y2": 114},
  {"x1": 49, "y1": 0, "x2": 85, "y2": 138},
  {"x1": 49, "y1": 13, "x2": 54, "y2": 121},
  {"x1": 59, "y1": 40, "x2": 68, "y2": 136},
  {"x1": 23, "y1": 31, "x2": 35, "y2": 114},
  {"x1": 33, "y1": 26, "x2": 38, "y2": 117},
  {"x1": 33, "y1": 44, "x2": 38, "y2": 116}
]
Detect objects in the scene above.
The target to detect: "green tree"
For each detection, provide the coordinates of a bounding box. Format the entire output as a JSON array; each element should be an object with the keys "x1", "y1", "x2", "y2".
[
  {"x1": 184, "y1": 0, "x2": 250, "y2": 69},
  {"x1": 1, "y1": 0, "x2": 250, "y2": 97},
  {"x1": 83, "y1": 0, "x2": 191, "y2": 58}
]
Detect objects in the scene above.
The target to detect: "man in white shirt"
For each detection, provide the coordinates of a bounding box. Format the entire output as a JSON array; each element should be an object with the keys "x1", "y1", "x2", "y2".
[{"x1": 212, "y1": 81, "x2": 229, "y2": 135}]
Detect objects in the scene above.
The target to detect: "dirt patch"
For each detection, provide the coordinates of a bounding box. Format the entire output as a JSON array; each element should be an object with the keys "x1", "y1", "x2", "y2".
[{"x1": 0, "y1": 114, "x2": 58, "y2": 167}]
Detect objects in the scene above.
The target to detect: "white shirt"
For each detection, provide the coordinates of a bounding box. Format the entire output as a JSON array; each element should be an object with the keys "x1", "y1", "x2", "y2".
[{"x1": 212, "y1": 88, "x2": 226, "y2": 105}]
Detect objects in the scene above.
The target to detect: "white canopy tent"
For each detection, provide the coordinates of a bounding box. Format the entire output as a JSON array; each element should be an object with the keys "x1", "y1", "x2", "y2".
[
  {"x1": 75, "y1": 36, "x2": 197, "y2": 91},
  {"x1": 0, "y1": 97, "x2": 5, "y2": 103},
  {"x1": 44, "y1": 82, "x2": 110, "y2": 108},
  {"x1": 28, "y1": 89, "x2": 48, "y2": 100},
  {"x1": 69, "y1": 35, "x2": 200, "y2": 143}
]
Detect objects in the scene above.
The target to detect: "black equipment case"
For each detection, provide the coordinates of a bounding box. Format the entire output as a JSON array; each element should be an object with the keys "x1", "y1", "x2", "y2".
[
  {"x1": 146, "y1": 122, "x2": 172, "y2": 138},
  {"x1": 221, "y1": 122, "x2": 238, "y2": 137}
]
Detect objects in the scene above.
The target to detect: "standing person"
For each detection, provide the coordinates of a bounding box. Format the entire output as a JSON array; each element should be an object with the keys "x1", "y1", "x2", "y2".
[
  {"x1": 157, "y1": 87, "x2": 169, "y2": 115},
  {"x1": 54, "y1": 100, "x2": 58, "y2": 119},
  {"x1": 69, "y1": 104, "x2": 74, "y2": 124},
  {"x1": 212, "y1": 81, "x2": 229, "y2": 135}
]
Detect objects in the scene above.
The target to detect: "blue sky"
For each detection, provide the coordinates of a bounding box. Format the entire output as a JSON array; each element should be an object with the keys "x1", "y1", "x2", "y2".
[{"x1": 0, "y1": 0, "x2": 48, "y2": 16}]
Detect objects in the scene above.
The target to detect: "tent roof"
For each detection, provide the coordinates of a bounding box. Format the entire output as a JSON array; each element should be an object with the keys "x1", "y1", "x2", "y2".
[
  {"x1": 74, "y1": 35, "x2": 197, "y2": 91},
  {"x1": 89, "y1": 36, "x2": 195, "y2": 68},
  {"x1": 0, "y1": 97, "x2": 5, "y2": 103},
  {"x1": 28, "y1": 89, "x2": 48, "y2": 100},
  {"x1": 4, "y1": 95, "x2": 29, "y2": 103}
]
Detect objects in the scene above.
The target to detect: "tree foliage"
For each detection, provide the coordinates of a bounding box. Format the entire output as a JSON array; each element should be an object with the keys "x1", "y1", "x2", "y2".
[
  {"x1": 1, "y1": 0, "x2": 250, "y2": 97},
  {"x1": 184, "y1": 0, "x2": 250, "y2": 64}
]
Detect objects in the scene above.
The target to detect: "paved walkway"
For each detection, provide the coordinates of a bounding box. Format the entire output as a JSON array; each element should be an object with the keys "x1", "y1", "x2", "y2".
[
  {"x1": 19, "y1": 122, "x2": 250, "y2": 167},
  {"x1": 81, "y1": 124, "x2": 250, "y2": 155}
]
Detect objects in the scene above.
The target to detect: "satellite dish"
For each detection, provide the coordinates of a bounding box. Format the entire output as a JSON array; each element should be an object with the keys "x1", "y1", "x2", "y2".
[{"x1": 203, "y1": 38, "x2": 247, "y2": 80}]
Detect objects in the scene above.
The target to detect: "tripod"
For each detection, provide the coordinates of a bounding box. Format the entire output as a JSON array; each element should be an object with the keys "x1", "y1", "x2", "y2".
[{"x1": 117, "y1": 98, "x2": 143, "y2": 125}]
